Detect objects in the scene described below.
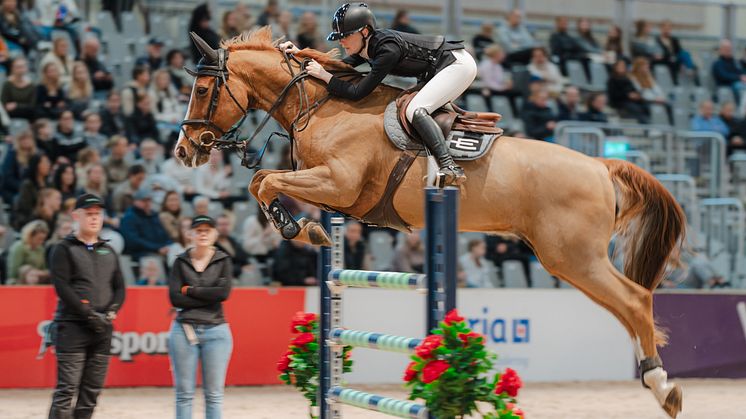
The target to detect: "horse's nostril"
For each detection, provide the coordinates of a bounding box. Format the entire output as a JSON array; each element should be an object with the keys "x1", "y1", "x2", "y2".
[{"x1": 176, "y1": 146, "x2": 187, "y2": 159}]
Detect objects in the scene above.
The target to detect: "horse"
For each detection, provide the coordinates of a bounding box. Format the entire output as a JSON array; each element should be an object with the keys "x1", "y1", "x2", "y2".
[{"x1": 175, "y1": 27, "x2": 685, "y2": 418}]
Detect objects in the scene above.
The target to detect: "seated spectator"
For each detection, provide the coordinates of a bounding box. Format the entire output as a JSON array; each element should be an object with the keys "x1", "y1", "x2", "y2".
[
  {"x1": 478, "y1": 44, "x2": 520, "y2": 115},
  {"x1": 656, "y1": 20, "x2": 697, "y2": 85},
  {"x1": 166, "y1": 49, "x2": 193, "y2": 96},
  {"x1": 194, "y1": 148, "x2": 231, "y2": 199},
  {"x1": 557, "y1": 85, "x2": 582, "y2": 121},
  {"x1": 391, "y1": 10, "x2": 418, "y2": 34},
  {"x1": 34, "y1": 0, "x2": 82, "y2": 56},
  {"x1": 579, "y1": 92, "x2": 609, "y2": 123},
  {"x1": 296, "y1": 11, "x2": 321, "y2": 50},
  {"x1": 630, "y1": 20, "x2": 664, "y2": 63},
  {"x1": 256, "y1": 0, "x2": 278, "y2": 27},
  {"x1": 192, "y1": 195, "x2": 210, "y2": 216},
  {"x1": 161, "y1": 156, "x2": 196, "y2": 196},
  {"x1": 220, "y1": 10, "x2": 241, "y2": 40},
  {"x1": 12, "y1": 153, "x2": 52, "y2": 230},
  {"x1": 472, "y1": 21, "x2": 495, "y2": 61},
  {"x1": 135, "y1": 258, "x2": 167, "y2": 286},
  {"x1": 549, "y1": 16, "x2": 581, "y2": 75},
  {"x1": 121, "y1": 65, "x2": 153, "y2": 117},
  {"x1": 45, "y1": 213, "x2": 73, "y2": 259},
  {"x1": 521, "y1": 89, "x2": 557, "y2": 141},
  {"x1": 99, "y1": 91, "x2": 126, "y2": 137},
  {"x1": 719, "y1": 102, "x2": 746, "y2": 156},
  {"x1": 0, "y1": 0, "x2": 40, "y2": 53},
  {"x1": 272, "y1": 240, "x2": 317, "y2": 286},
  {"x1": 690, "y1": 100, "x2": 729, "y2": 138},
  {"x1": 32, "y1": 118, "x2": 55, "y2": 157},
  {"x1": 576, "y1": 18, "x2": 602, "y2": 57},
  {"x1": 485, "y1": 235, "x2": 534, "y2": 287},
  {"x1": 81, "y1": 163, "x2": 108, "y2": 199},
  {"x1": 712, "y1": 39, "x2": 746, "y2": 102},
  {"x1": 232, "y1": 2, "x2": 253, "y2": 32},
  {"x1": 629, "y1": 57, "x2": 667, "y2": 103},
  {"x1": 78, "y1": 113, "x2": 108, "y2": 155},
  {"x1": 135, "y1": 38, "x2": 165, "y2": 70},
  {"x1": 1, "y1": 57, "x2": 36, "y2": 120},
  {"x1": 51, "y1": 110, "x2": 84, "y2": 163},
  {"x1": 215, "y1": 213, "x2": 252, "y2": 279},
  {"x1": 111, "y1": 164, "x2": 146, "y2": 215},
  {"x1": 126, "y1": 94, "x2": 161, "y2": 145},
  {"x1": 6, "y1": 220, "x2": 50, "y2": 284},
  {"x1": 604, "y1": 25, "x2": 627, "y2": 65},
  {"x1": 39, "y1": 37, "x2": 73, "y2": 86},
  {"x1": 120, "y1": 189, "x2": 173, "y2": 260},
  {"x1": 189, "y1": 2, "x2": 221, "y2": 64},
  {"x1": 52, "y1": 163, "x2": 80, "y2": 202},
  {"x1": 150, "y1": 68, "x2": 184, "y2": 144},
  {"x1": 607, "y1": 60, "x2": 649, "y2": 123},
  {"x1": 102, "y1": 135, "x2": 132, "y2": 189},
  {"x1": 159, "y1": 190, "x2": 182, "y2": 241},
  {"x1": 241, "y1": 206, "x2": 281, "y2": 265},
  {"x1": 134, "y1": 139, "x2": 162, "y2": 175},
  {"x1": 30, "y1": 187, "x2": 62, "y2": 234},
  {"x1": 1, "y1": 129, "x2": 36, "y2": 203},
  {"x1": 528, "y1": 47, "x2": 565, "y2": 97},
  {"x1": 344, "y1": 221, "x2": 369, "y2": 270},
  {"x1": 391, "y1": 231, "x2": 425, "y2": 273},
  {"x1": 68, "y1": 61, "x2": 94, "y2": 119},
  {"x1": 36, "y1": 62, "x2": 68, "y2": 120},
  {"x1": 167, "y1": 217, "x2": 193, "y2": 268},
  {"x1": 459, "y1": 238, "x2": 495, "y2": 288},
  {"x1": 498, "y1": 9, "x2": 537, "y2": 66},
  {"x1": 80, "y1": 36, "x2": 114, "y2": 93},
  {"x1": 271, "y1": 10, "x2": 294, "y2": 42}
]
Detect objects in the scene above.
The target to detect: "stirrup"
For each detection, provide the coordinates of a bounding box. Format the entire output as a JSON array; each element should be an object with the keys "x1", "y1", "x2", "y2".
[{"x1": 435, "y1": 165, "x2": 467, "y2": 188}]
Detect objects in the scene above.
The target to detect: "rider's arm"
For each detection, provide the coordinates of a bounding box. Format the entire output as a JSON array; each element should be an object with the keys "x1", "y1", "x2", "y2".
[
  {"x1": 342, "y1": 54, "x2": 366, "y2": 67},
  {"x1": 326, "y1": 41, "x2": 402, "y2": 100}
]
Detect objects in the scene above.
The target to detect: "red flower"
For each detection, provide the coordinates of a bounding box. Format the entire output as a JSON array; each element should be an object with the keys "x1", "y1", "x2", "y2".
[
  {"x1": 513, "y1": 408, "x2": 524, "y2": 418},
  {"x1": 444, "y1": 309, "x2": 464, "y2": 325},
  {"x1": 403, "y1": 361, "x2": 418, "y2": 382},
  {"x1": 421, "y1": 360, "x2": 450, "y2": 383},
  {"x1": 458, "y1": 331, "x2": 484, "y2": 345},
  {"x1": 415, "y1": 334, "x2": 443, "y2": 359},
  {"x1": 291, "y1": 312, "x2": 317, "y2": 333},
  {"x1": 495, "y1": 368, "x2": 523, "y2": 397},
  {"x1": 277, "y1": 352, "x2": 291, "y2": 372},
  {"x1": 292, "y1": 332, "x2": 315, "y2": 347}
]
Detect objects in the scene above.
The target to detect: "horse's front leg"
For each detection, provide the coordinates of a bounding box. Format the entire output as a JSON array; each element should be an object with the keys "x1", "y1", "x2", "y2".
[
  {"x1": 248, "y1": 169, "x2": 305, "y2": 241},
  {"x1": 256, "y1": 165, "x2": 361, "y2": 246}
]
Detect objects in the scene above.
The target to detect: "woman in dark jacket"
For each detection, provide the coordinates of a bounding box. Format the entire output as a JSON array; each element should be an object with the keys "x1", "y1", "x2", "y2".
[
  {"x1": 188, "y1": 3, "x2": 221, "y2": 65},
  {"x1": 168, "y1": 215, "x2": 233, "y2": 419},
  {"x1": 12, "y1": 153, "x2": 52, "y2": 230},
  {"x1": 606, "y1": 60, "x2": 649, "y2": 124}
]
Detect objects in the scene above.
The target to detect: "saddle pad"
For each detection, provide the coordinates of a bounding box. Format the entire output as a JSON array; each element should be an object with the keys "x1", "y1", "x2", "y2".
[{"x1": 383, "y1": 101, "x2": 499, "y2": 161}]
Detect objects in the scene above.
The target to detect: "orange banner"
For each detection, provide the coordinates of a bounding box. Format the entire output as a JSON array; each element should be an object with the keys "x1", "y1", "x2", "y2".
[{"x1": 0, "y1": 286, "x2": 306, "y2": 388}]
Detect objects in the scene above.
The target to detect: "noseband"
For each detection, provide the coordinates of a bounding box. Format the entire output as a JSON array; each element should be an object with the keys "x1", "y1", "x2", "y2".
[{"x1": 180, "y1": 47, "x2": 330, "y2": 169}]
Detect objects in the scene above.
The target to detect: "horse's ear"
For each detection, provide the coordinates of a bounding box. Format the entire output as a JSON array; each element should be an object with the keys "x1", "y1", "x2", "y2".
[{"x1": 190, "y1": 31, "x2": 219, "y2": 64}]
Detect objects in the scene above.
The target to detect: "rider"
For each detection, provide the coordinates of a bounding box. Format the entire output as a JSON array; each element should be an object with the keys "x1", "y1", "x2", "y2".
[{"x1": 280, "y1": 3, "x2": 477, "y2": 186}]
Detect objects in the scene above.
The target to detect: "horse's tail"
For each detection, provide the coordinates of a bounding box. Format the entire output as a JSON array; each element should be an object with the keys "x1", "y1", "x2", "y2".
[{"x1": 603, "y1": 159, "x2": 686, "y2": 291}]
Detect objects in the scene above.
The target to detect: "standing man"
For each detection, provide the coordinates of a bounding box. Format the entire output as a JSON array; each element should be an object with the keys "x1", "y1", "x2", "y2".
[{"x1": 48, "y1": 193, "x2": 125, "y2": 419}]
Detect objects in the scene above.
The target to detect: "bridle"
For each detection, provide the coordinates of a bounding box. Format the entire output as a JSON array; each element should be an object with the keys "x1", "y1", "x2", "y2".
[{"x1": 180, "y1": 44, "x2": 332, "y2": 169}]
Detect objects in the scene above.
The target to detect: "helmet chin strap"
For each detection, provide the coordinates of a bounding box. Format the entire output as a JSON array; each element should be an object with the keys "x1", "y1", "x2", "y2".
[{"x1": 355, "y1": 27, "x2": 372, "y2": 56}]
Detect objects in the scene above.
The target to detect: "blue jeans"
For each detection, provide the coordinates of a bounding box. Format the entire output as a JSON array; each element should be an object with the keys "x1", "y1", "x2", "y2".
[{"x1": 168, "y1": 321, "x2": 233, "y2": 419}]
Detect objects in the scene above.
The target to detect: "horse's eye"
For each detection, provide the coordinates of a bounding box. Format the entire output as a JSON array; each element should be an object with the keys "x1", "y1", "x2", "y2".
[{"x1": 197, "y1": 87, "x2": 208, "y2": 96}]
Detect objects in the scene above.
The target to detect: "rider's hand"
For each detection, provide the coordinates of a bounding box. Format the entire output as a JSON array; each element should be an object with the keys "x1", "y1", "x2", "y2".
[
  {"x1": 279, "y1": 41, "x2": 300, "y2": 55},
  {"x1": 306, "y1": 60, "x2": 333, "y2": 83}
]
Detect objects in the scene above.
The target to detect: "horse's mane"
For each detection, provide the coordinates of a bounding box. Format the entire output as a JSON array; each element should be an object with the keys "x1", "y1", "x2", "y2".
[{"x1": 222, "y1": 26, "x2": 350, "y2": 71}]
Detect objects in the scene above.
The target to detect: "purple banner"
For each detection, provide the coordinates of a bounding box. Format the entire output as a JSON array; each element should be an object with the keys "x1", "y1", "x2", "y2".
[{"x1": 654, "y1": 292, "x2": 746, "y2": 378}]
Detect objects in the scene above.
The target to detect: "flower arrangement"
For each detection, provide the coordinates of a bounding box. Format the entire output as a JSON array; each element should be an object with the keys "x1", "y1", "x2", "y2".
[
  {"x1": 404, "y1": 309, "x2": 524, "y2": 419},
  {"x1": 277, "y1": 312, "x2": 353, "y2": 418}
]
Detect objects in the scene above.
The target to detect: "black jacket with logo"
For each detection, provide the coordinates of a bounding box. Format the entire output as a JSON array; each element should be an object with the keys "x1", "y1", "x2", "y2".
[
  {"x1": 50, "y1": 235, "x2": 125, "y2": 322},
  {"x1": 169, "y1": 249, "x2": 232, "y2": 325},
  {"x1": 327, "y1": 29, "x2": 464, "y2": 101}
]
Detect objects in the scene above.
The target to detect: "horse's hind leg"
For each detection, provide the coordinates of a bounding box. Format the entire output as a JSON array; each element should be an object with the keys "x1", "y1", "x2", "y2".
[{"x1": 529, "y1": 221, "x2": 682, "y2": 418}]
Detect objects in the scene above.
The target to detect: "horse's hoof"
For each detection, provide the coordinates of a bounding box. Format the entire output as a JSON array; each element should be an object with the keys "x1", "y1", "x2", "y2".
[
  {"x1": 662, "y1": 384, "x2": 683, "y2": 418},
  {"x1": 306, "y1": 222, "x2": 333, "y2": 247}
]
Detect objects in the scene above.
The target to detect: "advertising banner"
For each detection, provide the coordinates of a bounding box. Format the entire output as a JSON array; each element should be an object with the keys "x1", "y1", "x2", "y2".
[
  {"x1": 655, "y1": 292, "x2": 746, "y2": 378},
  {"x1": 0, "y1": 286, "x2": 305, "y2": 388}
]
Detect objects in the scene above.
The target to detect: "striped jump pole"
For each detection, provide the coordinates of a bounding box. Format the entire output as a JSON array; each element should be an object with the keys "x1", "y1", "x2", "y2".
[{"x1": 319, "y1": 187, "x2": 459, "y2": 419}]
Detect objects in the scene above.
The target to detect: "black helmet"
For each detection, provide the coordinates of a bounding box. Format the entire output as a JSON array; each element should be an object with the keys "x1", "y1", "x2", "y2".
[{"x1": 327, "y1": 3, "x2": 377, "y2": 41}]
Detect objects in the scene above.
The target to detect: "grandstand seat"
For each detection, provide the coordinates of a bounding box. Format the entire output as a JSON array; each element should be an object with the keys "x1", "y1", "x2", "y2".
[
  {"x1": 716, "y1": 86, "x2": 736, "y2": 105},
  {"x1": 692, "y1": 87, "x2": 711, "y2": 109},
  {"x1": 96, "y1": 11, "x2": 117, "y2": 35},
  {"x1": 653, "y1": 64, "x2": 675, "y2": 91},
  {"x1": 501, "y1": 260, "x2": 528, "y2": 288},
  {"x1": 208, "y1": 201, "x2": 225, "y2": 218},
  {"x1": 9, "y1": 119, "x2": 29, "y2": 136},
  {"x1": 650, "y1": 103, "x2": 670, "y2": 126},
  {"x1": 232, "y1": 201, "x2": 255, "y2": 226},
  {"x1": 118, "y1": 255, "x2": 136, "y2": 285},
  {"x1": 121, "y1": 12, "x2": 145, "y2": 37},
  {"x1": 369, "y1": 231, "x2": 394, "y2": 271},
  {"x1": 530, "y1": 262, "x2": 556, "y2": 288},
  {"x1": 589, "y1": 62, "x2": 608, "y2": 91},
  {"x1": 181, "y1": 201, "x2": 194, "y2": 218},
  {"x1": 673, "y1": 108, "x2": 690, "y2": 131},
  {"x1": 465, "y1": 93, "x2": 488, "y2": 113},
  {"x1": 566, "y1": 60, "x2": 589, "y2": 89}
]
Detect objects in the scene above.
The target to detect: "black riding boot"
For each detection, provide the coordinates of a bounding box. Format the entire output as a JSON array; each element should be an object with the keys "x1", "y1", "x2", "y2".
[{"x1": 411, "y1": 107, "x2": 466, "y2": 187}]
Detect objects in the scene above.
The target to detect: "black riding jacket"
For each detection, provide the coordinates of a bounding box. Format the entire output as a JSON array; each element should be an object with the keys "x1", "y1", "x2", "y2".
[
  {"x1": 326, "y1": 29, "x2": 464, "y2": 101},
  {"x1": 169, "y1": 249, "x2": 233, "y2": 325}
]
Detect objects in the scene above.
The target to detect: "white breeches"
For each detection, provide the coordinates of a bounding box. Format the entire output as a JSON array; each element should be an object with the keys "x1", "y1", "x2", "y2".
[{"x1": 405, "y1": 49, "x2": 478, "y2": 122}]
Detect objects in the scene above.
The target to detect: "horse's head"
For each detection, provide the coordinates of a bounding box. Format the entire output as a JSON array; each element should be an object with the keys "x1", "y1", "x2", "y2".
[{"x1": 175, "y1": 32, "x2": 251, "y2": 167}]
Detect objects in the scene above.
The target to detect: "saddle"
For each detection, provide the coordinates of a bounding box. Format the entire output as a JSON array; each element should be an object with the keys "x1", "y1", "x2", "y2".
[{"x1": 361, "y1": 89, "x2": 504, "y2": 232}]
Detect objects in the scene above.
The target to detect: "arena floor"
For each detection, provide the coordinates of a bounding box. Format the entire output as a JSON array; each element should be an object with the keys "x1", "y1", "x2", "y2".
[{"x1": 2, "y1": 379, "x2": 745, "y2": 418}]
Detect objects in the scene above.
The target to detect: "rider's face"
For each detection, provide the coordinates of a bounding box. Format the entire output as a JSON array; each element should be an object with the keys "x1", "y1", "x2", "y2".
[{"x1": 340, "y1": 31, "x2": 364, "y2": 55}]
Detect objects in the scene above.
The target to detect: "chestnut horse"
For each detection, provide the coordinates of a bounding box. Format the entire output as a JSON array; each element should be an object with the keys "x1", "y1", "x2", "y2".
[{"x1": 175, "y1": 28, "x2": 685, "y2": 417}]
